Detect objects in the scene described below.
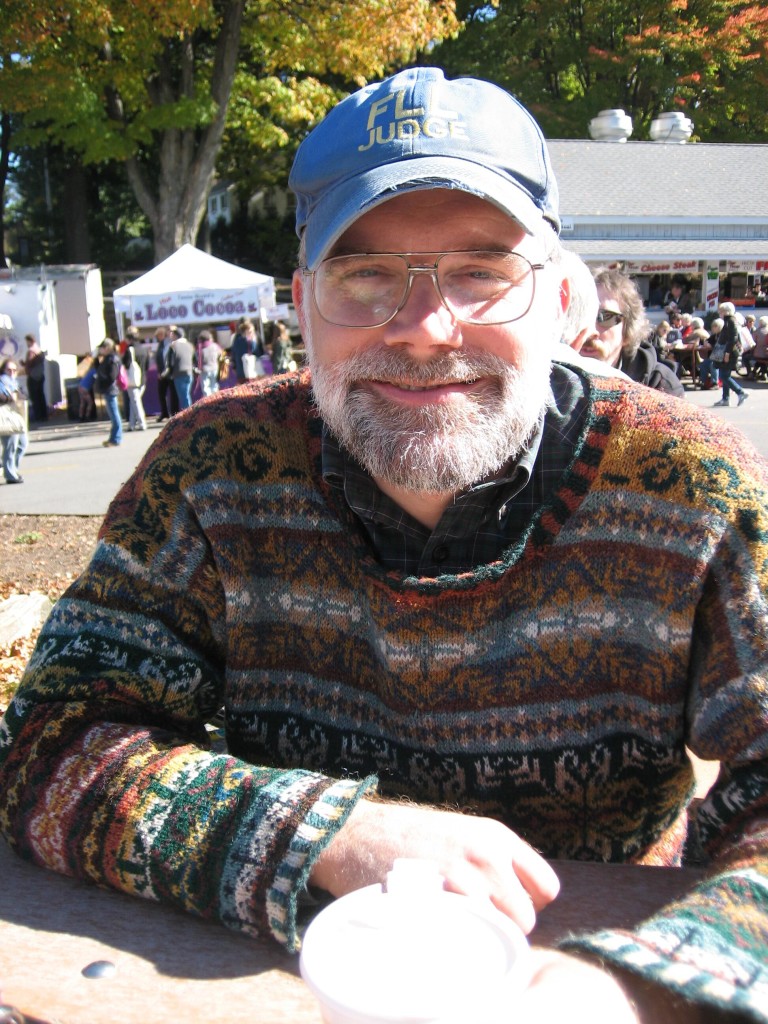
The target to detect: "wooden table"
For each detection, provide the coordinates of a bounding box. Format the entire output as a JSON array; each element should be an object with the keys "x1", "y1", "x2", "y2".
[
  {"x1": 667, "y1": 344, "x2": 700, "y2": 380},
  {"x1": 0, "y1": 840, "x2": 703, "y2": 1024}
]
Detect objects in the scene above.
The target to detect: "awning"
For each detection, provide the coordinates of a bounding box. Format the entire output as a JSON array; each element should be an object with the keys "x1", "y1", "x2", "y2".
[{"x1": 563, "y1": 239, "x2": 768, "y2": 266}]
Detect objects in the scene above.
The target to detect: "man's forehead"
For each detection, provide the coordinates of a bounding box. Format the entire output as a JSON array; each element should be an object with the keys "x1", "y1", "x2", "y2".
[{"x1": 331, "y1": 189, "x2": 536, "y2": 252}]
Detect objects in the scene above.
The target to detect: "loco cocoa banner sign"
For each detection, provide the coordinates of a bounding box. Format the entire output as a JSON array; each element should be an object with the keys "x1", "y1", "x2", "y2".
[{"x1": 128, "y1": 286, "x2": 271, "y2": 326}]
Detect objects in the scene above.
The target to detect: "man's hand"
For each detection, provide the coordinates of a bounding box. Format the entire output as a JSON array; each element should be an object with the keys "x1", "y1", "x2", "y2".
[
  {"x1": 519, "y1": 951, "x2": 639, "y2": 1023},
  {"x1": 309, "y1": 802, "x2": 705, "y2": 1023},
  {"x1": 309, "y1": 798, "x2": 560, "y2": 935}
]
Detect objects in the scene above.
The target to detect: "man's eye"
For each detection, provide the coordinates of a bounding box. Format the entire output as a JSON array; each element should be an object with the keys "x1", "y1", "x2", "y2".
[
  {"x1": 461, "y1": 267, "x2": 498, "y2": 280},
  {"x1": 329, "y1": 260, "x2": 398, "y2": 284},
  {"x1": 350, "y1": 266, "x2": 390, "y2": 280},
  {"x1": 447, "y1": 255, "x2": 528, "y2": 286},
  {"x1": 447, "y1": 265, "x2": 521, "y2": 289}
]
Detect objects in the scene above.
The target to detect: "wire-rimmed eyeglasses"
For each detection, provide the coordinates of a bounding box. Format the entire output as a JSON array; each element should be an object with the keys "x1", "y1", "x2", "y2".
[{"x1": 302, "y1": 251, "x2": 549, "y2": 328}]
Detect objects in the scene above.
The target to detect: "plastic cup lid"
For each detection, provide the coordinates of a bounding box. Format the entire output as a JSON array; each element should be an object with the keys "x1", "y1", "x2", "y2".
[{"x1": 300, "y1": 874, "x2": 530, "y2": 1024}]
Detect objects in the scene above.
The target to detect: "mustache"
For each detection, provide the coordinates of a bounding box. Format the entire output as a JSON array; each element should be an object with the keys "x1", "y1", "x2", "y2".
[{"x1": 324, "y1": 345, "x2": 518, "y2": 388}]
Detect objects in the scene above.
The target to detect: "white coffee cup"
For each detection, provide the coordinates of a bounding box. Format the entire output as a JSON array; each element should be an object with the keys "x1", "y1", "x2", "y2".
[{"x1": 300, "y1": 859, "x2": 531, "y2": 1024}]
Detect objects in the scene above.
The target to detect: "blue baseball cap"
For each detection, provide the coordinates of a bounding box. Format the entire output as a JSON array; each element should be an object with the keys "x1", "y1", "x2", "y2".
[{"x1": 290, "y1": 67, "x2": 560, "y2": 270}]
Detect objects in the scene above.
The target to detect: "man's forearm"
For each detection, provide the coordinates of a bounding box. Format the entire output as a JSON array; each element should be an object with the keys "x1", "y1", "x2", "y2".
[{"x1": 310, "y1": 797, "x2": 560, "y2": 935}]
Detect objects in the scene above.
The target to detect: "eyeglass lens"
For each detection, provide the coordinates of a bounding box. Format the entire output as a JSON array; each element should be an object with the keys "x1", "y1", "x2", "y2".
[
  {"x1": 312, "y1": 251, "x2": 541, "y2": 327},
  {"x1": 596, "y1": 309, "x2": 623, "y2": 328}
]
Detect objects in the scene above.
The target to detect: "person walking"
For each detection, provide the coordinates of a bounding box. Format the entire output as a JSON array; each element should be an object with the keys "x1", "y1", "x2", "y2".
[
  {"x1": 122, "y1": 336, "x2": 147, "y2": 431},
  {"x1": 0, "y1": 358, "x2": 28, "y2": 483},
  {"x1": 195, "y1": 329, "x2": 223, "y2": 398},
  {"x1": 712, "y1": 302, "x2": 748, "y2": 407},
  {"x1": 167, "y1": 326, "x2": 196, "y2": 411},
  {"x1": 154, "y1": 327, "x2": 177, "y2": 421},
  {"x1": 94, "y1": 338, "x2": 123, "y2": 446}
]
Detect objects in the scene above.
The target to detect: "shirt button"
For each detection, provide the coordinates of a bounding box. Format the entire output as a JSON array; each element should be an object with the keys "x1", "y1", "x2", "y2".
[{"x1": 432, "y1": 544, "x2": 449, "y2": 563}]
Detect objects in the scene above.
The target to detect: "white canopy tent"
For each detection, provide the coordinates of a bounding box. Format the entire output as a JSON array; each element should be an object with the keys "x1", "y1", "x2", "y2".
[{"x1": 113, "y1": 245, "x2": 276, "y2": 337}]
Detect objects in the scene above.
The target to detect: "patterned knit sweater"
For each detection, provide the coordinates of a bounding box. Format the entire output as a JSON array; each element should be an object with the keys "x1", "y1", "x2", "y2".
[{"x1": 1, "y1": 367, "x2": 766, "y2": 1019}]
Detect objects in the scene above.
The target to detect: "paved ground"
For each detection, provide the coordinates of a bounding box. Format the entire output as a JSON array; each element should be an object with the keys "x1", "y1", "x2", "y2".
[
  {"x1": 1, "y1": 417, "x2": 163, "y2": 516},
  {"x1": 684, "y1": 375, "x2": 767, "y2": 460},
  {"x1": 1, "y1": 375, "x2": 767, "y2": 516}
]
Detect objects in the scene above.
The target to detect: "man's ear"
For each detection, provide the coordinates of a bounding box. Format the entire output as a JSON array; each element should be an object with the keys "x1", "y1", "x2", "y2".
[
  {"x1": 559, "y1": 274, "x2": 571, "y2": 317},
  {"x1": 292, "y1": 270, "x2": 308, "y2": 336}
]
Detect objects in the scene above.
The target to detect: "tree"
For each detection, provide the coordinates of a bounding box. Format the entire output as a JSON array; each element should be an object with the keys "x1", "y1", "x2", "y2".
[
  {"x1": 427, "y1": 0, "x2": 768, "y2": 141},
  {"x1": 7, "y1": 144, "x2": 150, "y2": 268},
  {"x1": 0, "y1": 108, "x2": 11, "y2": 266},
  {"x1": 0, "y1": 0, "x2": 458, "y2": 264}
]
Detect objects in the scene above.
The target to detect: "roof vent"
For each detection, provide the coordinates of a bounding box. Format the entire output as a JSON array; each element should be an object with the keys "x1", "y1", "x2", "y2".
[
  {"x1": 588, "y1": 109, "x2": 633, "y2": 142},
  {"x1": 649, "y1": 111, "x2": 694, "y2": 143}
]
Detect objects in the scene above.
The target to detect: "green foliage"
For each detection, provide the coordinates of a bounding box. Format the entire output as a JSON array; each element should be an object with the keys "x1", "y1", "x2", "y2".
[
  {"x1": 7, "y1": 144, "x2": 150, "y2": 267},
  {"x1": 13, "y1": 532, "x2": 42, "y2": 545},
  {"x1": 0, "y1": 0, "x2": 459, "y2": 263},
  {"x1": 428, "y1": 0, "x2": 768, "y2": 141},
  {"x1": 219, "y1": 74, "x2": 342, "y2": 197},
  {"x1": 210, "y1": 202, "x2": 298, "y2": 280}
]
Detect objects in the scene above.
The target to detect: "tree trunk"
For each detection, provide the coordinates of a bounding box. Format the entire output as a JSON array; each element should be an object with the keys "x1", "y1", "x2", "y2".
[
  {"x1": 0, "y1": 112, "x2": 10, "y2": 267},
  {"x1": 62, "y1": 159, "x2": 92, "y2": 264},
  {"x1": 122, "y1": 0, "x2": 245, "y2": 264}
]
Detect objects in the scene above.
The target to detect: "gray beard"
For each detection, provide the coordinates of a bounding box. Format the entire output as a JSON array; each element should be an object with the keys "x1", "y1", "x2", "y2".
[{"x1": 309, "y1": 345, "x2": 552, "y2": 495}]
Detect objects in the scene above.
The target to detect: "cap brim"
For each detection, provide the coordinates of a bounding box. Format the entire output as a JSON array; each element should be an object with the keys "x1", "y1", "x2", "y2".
[{"x1": 302, "y1": 156, "x2": 550, "y2": 270}]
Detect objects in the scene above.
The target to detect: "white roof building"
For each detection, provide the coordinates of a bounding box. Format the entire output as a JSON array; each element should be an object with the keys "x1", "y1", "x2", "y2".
[{"x1": 547, "y1": 137, "x2": 768, "y2": 305}]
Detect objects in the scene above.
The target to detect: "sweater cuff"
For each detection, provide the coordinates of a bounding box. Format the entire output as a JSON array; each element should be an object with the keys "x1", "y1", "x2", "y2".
[
  {"x1": 557, "y1": 868, "x2": 768, "y2": 1020},
  {"x1": 267, "y1": 774, "x2": 378, "y2": 951}
]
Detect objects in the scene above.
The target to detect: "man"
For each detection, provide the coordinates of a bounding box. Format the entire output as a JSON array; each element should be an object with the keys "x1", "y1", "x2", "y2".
[
  {"x1": 583, "y1": 267, "x2": 685, "y2": 396},
  {"x1": 663, "y1": 278, "x2": 694, "y2": 316},
  {"x1": 0, "y1": 69, "x2": 765, "y2": 1023},
  {"x1": 557, "y1": 249, "x2": 626, "y2": 379},
  {"x1": 154, "y1": 325, "x2": 178, "y2": 420},
  {"x1": 93, "y1": 337, "x2": 123, "y2": 447},
  {"x1": 166, "y1": 325, "x2": 196, "y2": 411},
  {"x1": 19, "y1": 334, "x2": 47, "y2": 422}
]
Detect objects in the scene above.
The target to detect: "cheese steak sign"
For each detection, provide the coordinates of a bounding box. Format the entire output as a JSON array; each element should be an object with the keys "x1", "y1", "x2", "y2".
[
  {"x1": 129, "y1": 287, "x2": 265, "y2": 326},
  {"x1": 623, "y1": 260, "x2": 699, "y2": 275}
]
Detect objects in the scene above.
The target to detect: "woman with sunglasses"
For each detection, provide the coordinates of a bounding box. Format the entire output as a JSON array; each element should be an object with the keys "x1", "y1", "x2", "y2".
[{"x1": 581, "y1": 267, "x2": 685, "y2": 397}]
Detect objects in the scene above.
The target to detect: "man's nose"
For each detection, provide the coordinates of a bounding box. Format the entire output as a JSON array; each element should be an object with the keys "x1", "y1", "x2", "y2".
[{"x1": 383, "y1": 273, "x2": 462, "y2": 352}]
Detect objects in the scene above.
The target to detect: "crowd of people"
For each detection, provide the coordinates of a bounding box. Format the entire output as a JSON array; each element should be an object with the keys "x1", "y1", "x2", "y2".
[
  {"x1": 73, "y1": 319, "x2": 296, "y2": 447},
  {"x1": 1, "y1": 318, "x2": 297, "y2": 460},
  {"x1": 557, "y1": 259, "x2": 765, "y2": 407}
]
